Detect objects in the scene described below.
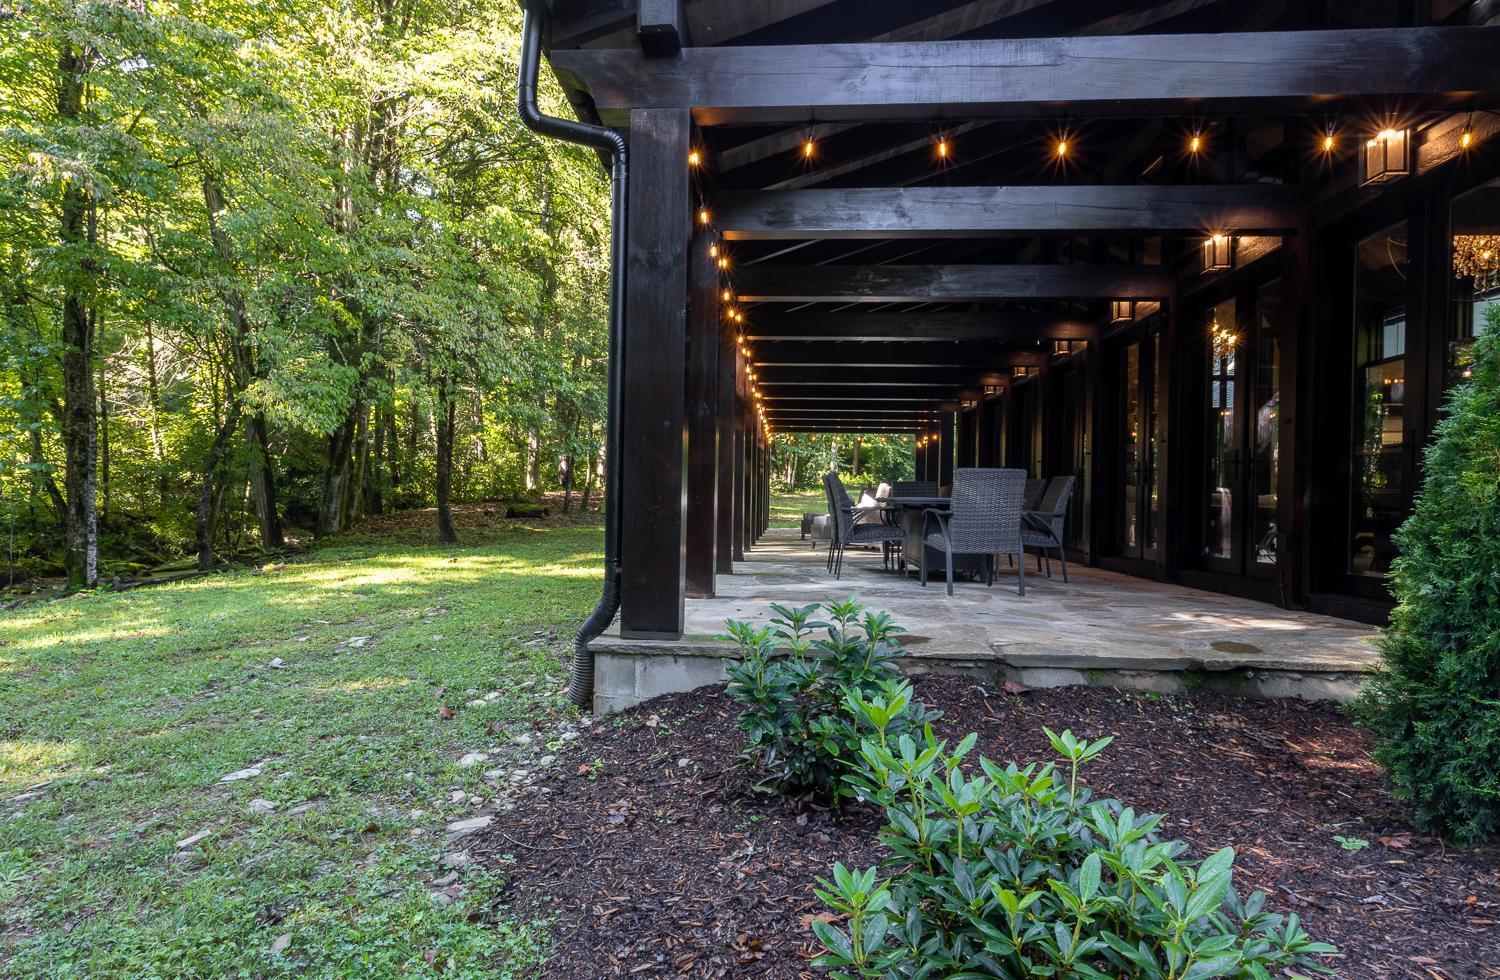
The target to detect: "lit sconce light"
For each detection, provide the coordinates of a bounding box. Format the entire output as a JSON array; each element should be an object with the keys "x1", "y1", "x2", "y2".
[
  {"x1": 982, "y1": 384, "x2": 1001, "y2": 396},
  {"x1": 1203, "y1": 233, "x2": 1233, "y2": 273},
  {"x1": 936, "y1": 136, "x2": 949, "y2": 159},
  {"x1": 688, "y1": 149, "x2": 701, "y2": 167},
  {"x1": 1359, "y1": 127, "x2": 1410, "y2": 186},
  {"x1": 697, "y1": 207, "x2": 711, "y2": 225},
  {"x1": 1110, "y1": 300, "x2": 1135, "y2": 323},
  {"x1": 802, "y1": 138, "x2": 815, "y2": 159},
  {"x1": 1210, "y1": 320, "x2": 1238, "y2": 360},
  {"x1": 961, "y1": 399, "x2": 976, "y2": 409}
]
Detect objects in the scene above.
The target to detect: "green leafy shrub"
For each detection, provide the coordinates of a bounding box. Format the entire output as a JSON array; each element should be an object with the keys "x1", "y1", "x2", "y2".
[
  {"x1": 1356, "y1": 313, "x2": 1500, "y2": 845},
  {"x1": 722, "y1": 599, "x2": 938, "y2": 804},
  {"x1": 504, "y1": 502, "x2": 551, "y2": 518},
  {"x1": 812, "y1": 690, "x2": 1336, "y2": 978}
]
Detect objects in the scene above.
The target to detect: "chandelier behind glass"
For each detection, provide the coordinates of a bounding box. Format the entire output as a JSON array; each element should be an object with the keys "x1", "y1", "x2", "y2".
[{"x1": 1453, "y1": 234, "x2": 1500, "y2": 291}]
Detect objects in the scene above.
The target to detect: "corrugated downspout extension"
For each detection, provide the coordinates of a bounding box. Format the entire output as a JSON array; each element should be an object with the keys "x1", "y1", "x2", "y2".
[{"x1": 517, "y1": 4, "x2": 627, "y2": 709}]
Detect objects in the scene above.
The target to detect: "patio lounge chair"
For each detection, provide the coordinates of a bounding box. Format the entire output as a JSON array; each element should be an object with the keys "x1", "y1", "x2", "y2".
[
  {"x1": 920, "y1": 468, "x2": 1028, "y2": 597},
  {"x1": 825, "y1": 472, "x2": 905, "y2": 579},
  {"x1": 1023, "y1": 475, "x2": 1076, "y2": 582}
]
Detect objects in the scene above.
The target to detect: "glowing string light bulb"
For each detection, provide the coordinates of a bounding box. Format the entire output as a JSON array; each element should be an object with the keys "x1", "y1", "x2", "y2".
[
  {"x1": 1055, "y1": 139, "x2": 1068, "y2": 158},
  {"x1": 1189, "y1": 134, "x2": 1202, "y2": 153},
  {"x1": 1460, "y1": 125, "x2": 1474, "y2": 150},
  {"x1": 936, "y1": 137, "x2": 949, "y2": 159},
  {"x1": 1322, "y1": 132, "x2": 1335, "y2": 153},
  {"x1": 803, "y1": 138, "x2": 815, "y2": 159},
  {"x1": 697, "y1": 207, "x2": 710, "y2": 226},
  {"x1": 688, "y1": 149, "x2": 701, "y2": 167}
]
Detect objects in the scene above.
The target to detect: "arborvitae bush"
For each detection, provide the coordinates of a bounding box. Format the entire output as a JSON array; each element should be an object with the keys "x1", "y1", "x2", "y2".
[{"x1": 1356, "y1": 310, "x2": 1500, "y2": 844}]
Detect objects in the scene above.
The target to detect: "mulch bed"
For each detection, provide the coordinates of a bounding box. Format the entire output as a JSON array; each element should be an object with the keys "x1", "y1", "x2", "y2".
[{"x1": 471, "y1": 679, "x2": 1500, "y2": 978}]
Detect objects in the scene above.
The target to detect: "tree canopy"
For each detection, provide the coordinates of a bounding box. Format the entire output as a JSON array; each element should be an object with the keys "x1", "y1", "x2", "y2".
[{"x1": 1, "y1": 0, "x2": 610, "y2": 585}]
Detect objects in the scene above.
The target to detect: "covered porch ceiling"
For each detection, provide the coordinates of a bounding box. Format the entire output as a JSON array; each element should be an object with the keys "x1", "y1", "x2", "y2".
[{"x1": 543, "y1": 0, "x2": 1498, "y2": 433}]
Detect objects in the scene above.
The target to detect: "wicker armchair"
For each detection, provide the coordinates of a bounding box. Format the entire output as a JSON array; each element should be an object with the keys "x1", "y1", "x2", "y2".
[
  {"x1": 891, "y1": 480, "x2": 938, "y2": 498},
  {"x1": 825, "y1": 472, "x2": 905, "y2": 579},
  {"x1": 1023, "y1": 475, "x2": 1076, "y2": 581},
  {"x1": 1023, "y1": 478, "x2": 1047, "y2": 511},
  {"x1": 920, "y1": 468, "x2": 1028, "y2": 596}
]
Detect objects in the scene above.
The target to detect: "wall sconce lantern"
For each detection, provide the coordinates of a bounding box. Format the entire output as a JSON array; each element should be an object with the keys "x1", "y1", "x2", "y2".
[
  {"x1": 1110, "y1": 300, "x2": 1135, "y2": 323},
  {"x1": 1203, "y1": 233, "x2": 1233, "y2": 273},
  {"x1": 982, "y1": 384, "x2": 1001, "y2": 396},
  {"x1": 1359, "y1": 128, "x2": 1410, "y2": 186}
]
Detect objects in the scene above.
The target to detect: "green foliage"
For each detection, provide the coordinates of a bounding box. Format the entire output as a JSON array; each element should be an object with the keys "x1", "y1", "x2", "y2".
[
  {"x1": 0, "y1": 0, "x2": 609, "y2": 577},
  {"x1": 771, "y1": 434, "x2": 916, "y2": 492},
  {"x1": 813, "y1": 705, "x2": 1337, "y2": 978},
  {"x1": 1356, "y1": 310, "x2": 1500, "y2": 845},
  {"x1": 722, "y1": 599, "x2": 938, "y2": 804}
]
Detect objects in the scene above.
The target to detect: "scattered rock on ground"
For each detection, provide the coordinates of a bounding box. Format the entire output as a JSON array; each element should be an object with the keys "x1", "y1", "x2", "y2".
[
  {"x1": 246, "y1": 799, "x2": 276, "y2": 814},
  {"x1": 218, "y1": 765, "x2": 262, "y2": 783},
  {"x1": 457, "y1": 751, "x2": 489, "y2": 768},
  {"x1": 174, "y1": 828, "x2": 213, "y2": 849},
  {"x1": 445, "y1": 815, "x2": 491, "y2": 837}
]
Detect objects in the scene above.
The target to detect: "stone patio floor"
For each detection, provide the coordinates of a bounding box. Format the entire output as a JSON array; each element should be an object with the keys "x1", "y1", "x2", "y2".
[{"x1": 590, "y1": 528, "x2": 1382, "y2": 712}]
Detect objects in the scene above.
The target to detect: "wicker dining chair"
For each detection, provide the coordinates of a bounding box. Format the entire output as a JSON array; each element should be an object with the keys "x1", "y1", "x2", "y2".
[
  {"x1": 920, "y1": 468, "x2": 1028, "y2": 596},
  {"x1": 1023, "y1": 478, "x2": 1047, "y2": 511},
  {"x1": 820, "y1": 472, "x2": 841, "y2": 572},
  {"x1": 826, "y1": 472, "x2": 905, "y2": 579},
  {"x1": 891, "y1": 480, "x2": 938, "y2": 497},
  {"x1": 1023, "y1": 475, "x2": 1076, "y2": 582}
]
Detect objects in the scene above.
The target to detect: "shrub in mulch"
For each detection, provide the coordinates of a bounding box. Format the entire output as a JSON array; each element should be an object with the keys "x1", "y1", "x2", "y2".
[{"x1": 470, "y1": 680, "x2": 1500, "y2": 978}]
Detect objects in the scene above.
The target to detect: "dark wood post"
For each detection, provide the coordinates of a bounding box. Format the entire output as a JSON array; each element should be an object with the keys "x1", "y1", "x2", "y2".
[
  {"x1": 938, "y1": 412, "x2": 955, "y2": 487},
  {"x1": 685, "y1": 228, "x2": 719, "y2": 598},
  {"x1": 715, "y1": 274, "x2": 737, "y2": 574},
  {"x1": 956, "y1": 408, "x2": 974, "y2": 468},
  {"x1": 619, "y1": 107, "x2": 691, "y2": 639}
]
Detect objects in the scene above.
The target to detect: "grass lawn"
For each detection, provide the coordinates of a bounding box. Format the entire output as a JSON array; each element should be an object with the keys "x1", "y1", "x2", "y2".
[
  {"x1": 769, "y1": 489, "x2": 824, "y2": 527},
  {"x1": 0, "y1": 508, "x2": 603, "y2": 977}
]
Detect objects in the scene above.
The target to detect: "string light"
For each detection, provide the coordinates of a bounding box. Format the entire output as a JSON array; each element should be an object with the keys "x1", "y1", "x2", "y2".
[
  {"x1": 697, "y1": 207, "x2": 710, "y2": 225},
  {"x1": 1189, "y1": 133, "x2": 1202, "y2": 154},
  {"x1": 1055, "y1": 139, "x2": 1068, "y2": 158},
  {"x1": 721, "y1": 288, "x2": 731, "y2": 302},
  {"x1": 688, "y1": 149, "x2": 701, "y2": 167},
  {"x1": 1460, "y1": 118, "x2": 1474, "y2": 150},
  {"x1": 717, "y1": 255, "x2": 729, "y2": 270},
  {"x1": 936, "y1": 136, "x2": 949, "y2": 159},
  {"x1": 1322, "y1": 132, "x2": 1336, "y2": 153},
  {"x1": 709, "y1": 242, "x2": 718, "y2": 257},
  {"x1": 803, "y1": 138, "x2": 815, "y2": 159}
]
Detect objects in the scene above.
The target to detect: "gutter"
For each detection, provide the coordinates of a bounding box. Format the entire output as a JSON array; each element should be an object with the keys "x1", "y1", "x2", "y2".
[{"x1": 517, "y1": 3, "x2": 627, "y2": 709}]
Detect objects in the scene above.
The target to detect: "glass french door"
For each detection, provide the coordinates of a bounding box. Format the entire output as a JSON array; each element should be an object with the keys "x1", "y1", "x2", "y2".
[
  {"x1": 1202, "y1": 283, "x2": 1282, "y2": 578},
  {"x1": 1113, "y1": 325, "x2": 1162, "y2": 561}
]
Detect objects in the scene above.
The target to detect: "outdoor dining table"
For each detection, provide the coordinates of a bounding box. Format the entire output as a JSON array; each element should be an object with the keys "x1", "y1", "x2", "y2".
[{"x1": 876, "y1": 496, "x2": 955, "y2": 577}]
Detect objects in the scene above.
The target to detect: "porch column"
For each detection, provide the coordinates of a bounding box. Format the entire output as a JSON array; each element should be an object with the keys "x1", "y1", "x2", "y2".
[
  {"x1": 619, "y1": 107, "x2": 691, "y2": 638},
  {"x1": 938, "y1": 411, "x2": 955, "y2": 486},
  {"x1": 913, "y1": 433, "x2": 923, "y2": 479},
  {"x1": 715, "y1": 271, "x2": 737, "y2": 574},
  {"x1": 685, "y1": 227, "x2": 719, "y2": 598},
  {"x1": 955, "y1": 408, "x2": 973, "y2": 468}
]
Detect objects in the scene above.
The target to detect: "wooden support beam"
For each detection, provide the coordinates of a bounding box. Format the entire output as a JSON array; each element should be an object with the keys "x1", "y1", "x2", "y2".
[
  {"x1": 762, "y1": 397, "x2": 960, "y2": 410},
  {"x1": 760, "y1": 382, "x2": 987, "y2": 398},
  {"x1": 715, "y1": 268, "x2": 737, "y2": 575},
  {"x1": 745, "y1": 311, "x2": 1097, "y2": 342},
  {"x1": 756, "y1": 365, "x2": 1026, "y2": 386},
  {"x1": 551, "y1": 27, "x2": 1500, "y2": 125},
  {"x1": 619, "y1": 108, "x2": 691, "y2": 639},
  {"x1": 734, "y1": 264, "x2": 1173, "y2": 303},
  {"x1": 684, "y1": 228, "x2": 718, "y2": 598},
  {"x1": 716, "y1": 185, "x2": 1304, "y2": 240},
  {"x1": 775, "y1": 425, "x2": 921, "y2": 433},
  {"x1": 637, "y1": 0, "x2": 686, "y2": 55},
  {"x1": 938, "y1": 412, "x2": 955, "y2": 486},
  {"x1": 751, "y1": 341, "x2": 1044, "y2": 367}
]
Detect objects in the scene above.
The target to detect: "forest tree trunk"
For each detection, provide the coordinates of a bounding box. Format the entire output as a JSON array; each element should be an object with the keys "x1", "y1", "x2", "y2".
[
  {"x1": 58, "y1": 41, "x2": 97, "y2": 590},
  {"x1": 196, "y1": 401, "x2": 242, "y2": 570},
  {"x1": 435, "y1": 378, "x2": 458, "y2": 544}
]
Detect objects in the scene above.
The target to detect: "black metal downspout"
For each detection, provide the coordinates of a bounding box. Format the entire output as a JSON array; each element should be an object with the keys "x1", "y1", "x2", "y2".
[{"x1": 517, "y1": 5, "x2": 626, "y2": 709}]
